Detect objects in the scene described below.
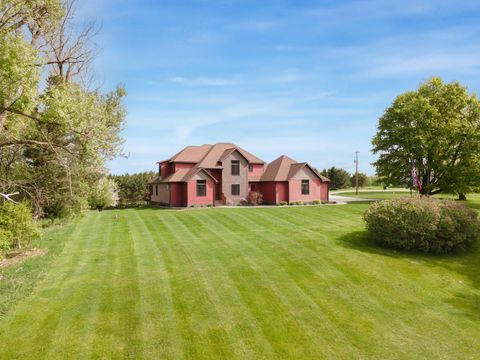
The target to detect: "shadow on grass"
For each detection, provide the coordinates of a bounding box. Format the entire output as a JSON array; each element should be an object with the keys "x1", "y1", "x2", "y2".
[{"x1": 338, "y1": 230, "x2": 480, "y2": 320}]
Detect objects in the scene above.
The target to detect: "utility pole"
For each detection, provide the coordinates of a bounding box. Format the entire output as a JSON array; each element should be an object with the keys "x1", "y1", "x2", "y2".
[{"x1": 354, "y1": 151, "x2": 359, "y2": 195}]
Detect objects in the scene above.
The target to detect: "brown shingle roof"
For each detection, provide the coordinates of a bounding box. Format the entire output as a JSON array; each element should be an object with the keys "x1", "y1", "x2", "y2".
[
  {"x1": 168, "y1": 144, "x2": 212, "y2": 163},
  {"x1": 260, "y1": 155, "x2": 329, "y2": 182},
  {"x1": 198, "y1": 143, "x2": 265, "y2": 168},
  {"x1": 261, "y1": 155, "x2": 296, "y2": 181},
  {"x1": 150, "y1": 167, "x2": 217, "y2": 183},
  {"x1": 163, "y1": 142, "x2": 265, "y2": 168}
]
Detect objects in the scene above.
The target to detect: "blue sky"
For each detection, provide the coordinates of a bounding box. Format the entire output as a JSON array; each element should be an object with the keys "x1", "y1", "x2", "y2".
[{"x1": 77, "y1": 0, "x2": 480, "y2": 175}]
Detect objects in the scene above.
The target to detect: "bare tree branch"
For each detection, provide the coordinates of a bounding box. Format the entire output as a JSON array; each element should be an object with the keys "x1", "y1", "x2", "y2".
[{"x1": 0, "y1": 192, "x2": 19, "y2": 203}]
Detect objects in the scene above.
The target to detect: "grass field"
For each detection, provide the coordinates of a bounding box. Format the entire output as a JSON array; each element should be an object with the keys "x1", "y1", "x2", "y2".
[
  {"x1": 335, "y1": 190, "x2": 480, "y2": 204},
  {"x1": 1, "y1": 205, "x2": 479, "y2": 359}
]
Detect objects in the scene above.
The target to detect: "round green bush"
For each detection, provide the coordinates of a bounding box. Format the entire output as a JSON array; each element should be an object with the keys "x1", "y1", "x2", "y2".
[{"x1": 363, "y1": 197, "x2": 480, "y2": 254}]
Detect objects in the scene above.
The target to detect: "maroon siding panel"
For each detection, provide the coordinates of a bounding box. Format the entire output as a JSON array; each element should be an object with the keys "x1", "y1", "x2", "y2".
[
  {"x1": 261, "y1": 182, "x2": 277, "y2": 204},
  {"x1": 170, "y1": 183, "x2": 186, "y2": 207}
]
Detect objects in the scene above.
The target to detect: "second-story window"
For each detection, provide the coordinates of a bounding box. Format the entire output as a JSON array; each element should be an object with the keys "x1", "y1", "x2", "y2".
[
  {"x1": 248, "y1": 164, "x2": 253, "y2": 172},
  {"x1": 231, "y1": 160, "x2": 240, "y2": 176}
]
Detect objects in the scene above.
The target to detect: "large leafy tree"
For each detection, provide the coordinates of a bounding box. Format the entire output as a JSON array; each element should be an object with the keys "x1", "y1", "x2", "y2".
[
  {"x1": 372, "y1": 78, "x2": 480, "y2": 197},
  {"x1": 0, "y1": 0, "x2": 126, "y2": 217}
]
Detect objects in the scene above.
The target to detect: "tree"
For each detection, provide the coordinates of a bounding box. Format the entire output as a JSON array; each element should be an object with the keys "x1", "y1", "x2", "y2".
[
  {"x1": 320, "y1": 167, "x2": 350, "y2": 190},
  {"x1": 350, "y1": 172, "x2": 369, "y2": 188},
  {"x1": 372, "y1": 77, "x2": 480, "y2": 197},
  {"x1": 0, "y1": 0, "x2": 127, "y2": 218},
  {"x1": 88, "y1": 177, "x2": 118, "y2": 211}
]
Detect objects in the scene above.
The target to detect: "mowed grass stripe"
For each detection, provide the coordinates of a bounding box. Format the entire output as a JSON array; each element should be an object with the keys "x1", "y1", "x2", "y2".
[
  {"x1": 237, "y1": 208, "x2": 466, "y2": 356},
  {"x1": 180, "y1": 210, "x2": 349, "y2": 359},
  {"x1": 158, "y1": 214, "x2": 239, "y2": 359},
  {"x1": 0, "y1": 213, "x2": 101, "y2": 358},
  {"x1": 172, "y1": 212, "x2": 278, "y2": 359},
  {"x1": 127, "y1": 209, "x2": 186, "y2": 359},
  {"x1": 87, "y1": 211, "x2": 142, "y2": 358},
  {"x1": 189, "y1": 210, "x2": 350, "y2": 358},
  {"x1": 43, "y1": 211, "x2": 116, "y2": 359},
  {"x1": 250, "y1": 207, "x2": 480, "y2": 355},
  {"x1": 208, "y1": 210, "x2": 371, "y2": 357}
]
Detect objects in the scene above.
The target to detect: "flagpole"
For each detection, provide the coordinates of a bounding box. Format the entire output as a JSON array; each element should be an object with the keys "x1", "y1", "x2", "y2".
[{"x1": 410, "y1": 158, "x2": 413, "y2": 196}]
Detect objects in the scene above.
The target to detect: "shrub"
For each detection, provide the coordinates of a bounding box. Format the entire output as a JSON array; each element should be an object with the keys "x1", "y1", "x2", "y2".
[
  {"x1": 312, "y1": 200, "x2": 321, "y2": 205},
  {"x1": 279, "y1": 201, "x2": 288, "y2": 206},
  {"x1": 364, "y1": 197, "x2": 480, "y2": 254},
  {"x1": 0, "y1": 202, "x2": 40, "y2": 252},
  {"x1": 247, "y1": 191, "x2": 263, "y2": 206}
]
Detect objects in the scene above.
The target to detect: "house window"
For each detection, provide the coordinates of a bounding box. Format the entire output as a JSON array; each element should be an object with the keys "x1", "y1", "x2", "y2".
[
  {"x1": 231, "y1": 160, "x2": 240, "y2": 176},
  {"x1": 231, "y1": 184, "x2": 240, "y2": 196},
  {"x1": 197, "y1": 180, "x2": 206, "y2": 197},
  {"x1": 155, "y1": 185, "x2": 158, "y2": 196},
  {"x1": 248, "y1": 164, "x2": 253, "y2": 172},
  {"x1": 301, "y1": 180, "x2": 309, "y2": 195}
]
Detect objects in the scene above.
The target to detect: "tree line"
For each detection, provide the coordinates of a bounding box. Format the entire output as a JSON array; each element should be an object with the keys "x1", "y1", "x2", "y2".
[{"x1": 319, "y1": 167, "x2": 375, "y2": 190}]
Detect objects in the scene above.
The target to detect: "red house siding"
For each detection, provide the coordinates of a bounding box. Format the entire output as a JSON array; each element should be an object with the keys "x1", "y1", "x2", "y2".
[
  {"x1": 261, "y1": 182, "x2": 277, "y2": 204},
  {"x1": 187, "y1": 179, "x2": 215, "y2": 206},
  {"x1": 276, "y1": 182, "x2": 289, "y2": 202},
  {"x1": 160, "y1": 161, "x2": 170, "y2": 179},
  {"x1": 170, "y1": 183, "x2": 186, "y2": 207},
  {"x1": 248, "y1": 164, "x2": 264, "y2": 179},
  {"x1": 174, "y1": 163, "x2": 195, "y2": 171},
  {"x1": 289, "y1": 179, "x2": 321, "y2": 203},
  {"x1": 210, "y1": 169, "x2": 223, "y2": 200}
]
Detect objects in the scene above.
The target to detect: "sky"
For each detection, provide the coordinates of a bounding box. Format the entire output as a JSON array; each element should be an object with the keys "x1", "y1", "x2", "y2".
[{"x1": 76, "y1": 0, "x2": 480, "y2": 175}]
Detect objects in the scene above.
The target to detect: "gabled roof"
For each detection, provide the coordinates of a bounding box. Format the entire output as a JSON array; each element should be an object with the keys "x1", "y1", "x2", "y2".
[
  {"x1": 260, "y1": 155, "x2": 329, "y2": 182},
  {"x1": 150, "y1": 167, "x2": 218, "y2": 184},
  {"x1": 261, "y1": 155, "x2": 297, "y2": 181},
  {"x1": 198, "y1": 143, "x2": 264, "y2": 168},
  {"x1": 160, "y1": 142, "x2": 265, "y2": 168},
  {"x1": 166, "y1": 144, "x2": 212, "y2": 163},
  {"x1": 218, "y1": 148, "x2": 249, "y2": 163}
]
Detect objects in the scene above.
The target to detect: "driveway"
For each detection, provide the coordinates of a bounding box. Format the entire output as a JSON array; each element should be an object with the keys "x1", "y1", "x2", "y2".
[{"x1": 329, "y1": 194, "x2": 377, "y2": 204}]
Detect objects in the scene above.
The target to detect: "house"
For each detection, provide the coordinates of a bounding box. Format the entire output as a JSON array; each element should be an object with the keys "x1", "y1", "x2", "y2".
[{"x1": 149, "y1": 143, "x2": 329, "y2": 207}]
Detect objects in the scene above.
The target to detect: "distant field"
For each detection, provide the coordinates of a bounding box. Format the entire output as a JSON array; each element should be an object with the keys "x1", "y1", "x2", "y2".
[
  {"x1": 334, "y1": 190, "x2": 480, "y2": 208},
  {"x1": 334, "y1": 190, "x2": 412, "y2": 199},
  {"x1": 1, "y1": 205, "x2": 479, "y2": 359}
]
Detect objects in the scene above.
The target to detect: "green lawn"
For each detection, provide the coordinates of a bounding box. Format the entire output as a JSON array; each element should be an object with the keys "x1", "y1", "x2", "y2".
[{"x1": 1, "y1": 205, "x2": 479, "y2": 359}]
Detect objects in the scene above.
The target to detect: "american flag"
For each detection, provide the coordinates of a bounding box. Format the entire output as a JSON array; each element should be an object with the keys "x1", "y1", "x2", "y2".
[{"x1": 411, "y1": 164, "x2": 422, "y2": 192}]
